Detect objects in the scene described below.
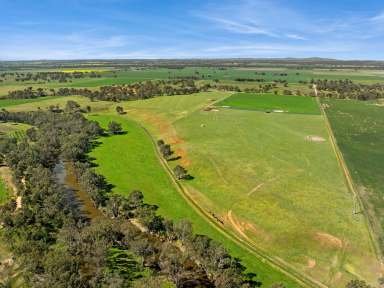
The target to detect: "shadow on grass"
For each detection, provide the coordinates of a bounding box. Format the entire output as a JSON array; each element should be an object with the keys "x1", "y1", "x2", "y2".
[{"x1": 168, "y1": 155, "x2": 181, "y2": 161}]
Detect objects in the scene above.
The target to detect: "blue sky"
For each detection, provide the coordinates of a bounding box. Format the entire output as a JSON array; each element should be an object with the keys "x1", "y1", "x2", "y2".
[{"x1": 1, "y1": 0, "x2": 384, "y2": 60}]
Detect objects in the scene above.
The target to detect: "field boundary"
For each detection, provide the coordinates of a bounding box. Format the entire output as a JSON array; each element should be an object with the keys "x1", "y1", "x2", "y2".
[
  {"x1": 134, "y1": 118, "x2": 327, "y2": 288},
  {"x1": 315, "y1": 93, "x2": 383, "y2": 265}
]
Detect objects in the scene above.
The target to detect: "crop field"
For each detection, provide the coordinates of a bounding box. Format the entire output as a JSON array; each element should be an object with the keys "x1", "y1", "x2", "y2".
[
  {"x1": 216, "y1": 93, "x2": 320, "y2": 114},
  {"x1": 323, "y1": 99, "x2": 384, "y2": 253},
  {"x1": 116, "y1": 93, "x2": 380, "y2": 287}
]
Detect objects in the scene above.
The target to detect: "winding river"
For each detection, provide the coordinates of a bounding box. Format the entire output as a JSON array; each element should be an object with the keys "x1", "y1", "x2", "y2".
[{"x1": 54, "y1": 161, "x2": 102, "y2": 220}]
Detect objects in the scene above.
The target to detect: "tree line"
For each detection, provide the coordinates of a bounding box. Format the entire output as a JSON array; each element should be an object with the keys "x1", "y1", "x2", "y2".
[
  {"x1": 312, "y1": 79, "x2": 384, "y2": 100},
  {"x1": 7, "y1": 79, "x2": 211, "y2": 102},
  {"x1": 0, "y1": 71, "x2": 103, "y2": 83}
]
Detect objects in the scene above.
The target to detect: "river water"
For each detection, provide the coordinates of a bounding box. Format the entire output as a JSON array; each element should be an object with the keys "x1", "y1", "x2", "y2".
[{"x1": 54, "y1": 161, "x2": 102, "y2": 220}]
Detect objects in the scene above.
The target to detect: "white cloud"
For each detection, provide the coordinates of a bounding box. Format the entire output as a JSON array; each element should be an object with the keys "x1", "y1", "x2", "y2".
[
  {"x1": 285, "y1": 34, "x2": 306, "y2": 40},
  {"x1": 198, "y1": 15, "x2": 278, "y2": 37},
  {"x1": 371, "y1": 12, "x2": 384, "y2": 22},
  {"x1": 203, "y1": 43, "x2": 352, "y2": 54}
]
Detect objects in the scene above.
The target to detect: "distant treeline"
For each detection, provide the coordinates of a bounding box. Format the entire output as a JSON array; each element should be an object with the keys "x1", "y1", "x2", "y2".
[
  {"x1": 7, "y1": 79, "x2": 211, "y2": 102},
  {"x1": 312, "y1": 79, "x2": 384, "y2": 100},
  {"x1": 214, "y1": 83, "x2": 281, "y2": 94},
  {"x1": 3, "y1": 58, "x2": 384, "y2": 70},
  {"x1": 235, "y1": 78, "x2": 266, "y2": 82},
  {"x1": 0, "y1": 108, "x2": 260, "y2": 287},
  {"x1": 0, "y1": 71, "x2": 104, "y2": 83},
  {"x1": 234, "y1": 78, "x2": 289, "y2": 84}
]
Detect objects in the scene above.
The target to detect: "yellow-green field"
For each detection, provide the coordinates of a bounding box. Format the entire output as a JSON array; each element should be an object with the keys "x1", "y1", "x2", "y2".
[{"x1": 115, "y1": 92, "x2": 380, "y2": 287}]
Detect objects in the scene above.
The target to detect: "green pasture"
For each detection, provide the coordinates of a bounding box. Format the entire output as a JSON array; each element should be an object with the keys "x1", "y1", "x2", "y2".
[
  {"x1": 115, "y1": 93, "x2": 380, "y2": 287},
  {"x1": 0, "y1": 180, "x2": 9, "y2": 204},
  {"x1": 323, "y1": 98, "x2": 384, "y2": 252},
  {"x1": 0, "y1": 122, "x2": 30, "y2": 139},
  {"x1": 2, "y1": 95, "x2": 113, "y2": 113},
  {"x1": 87, "y1": 113, "x2": 298, "y2": 287},
  {"x1": 216, "y1": 93, "x2": 320, "y2": 114},
  {"x1": 0, "y1": 96, "x2": 61, "y2": 108}
]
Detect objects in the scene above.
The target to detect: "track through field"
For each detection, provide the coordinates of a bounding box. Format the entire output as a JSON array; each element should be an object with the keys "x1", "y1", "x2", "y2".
[
  {"x1": 137, "y1": 120, "x2": 328, "y2": 288},
  {"x1": 315, "y1": 88, "x2": 383, "y2": 267}
]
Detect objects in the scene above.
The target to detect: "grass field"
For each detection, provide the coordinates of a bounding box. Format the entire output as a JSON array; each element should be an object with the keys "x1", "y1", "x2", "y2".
[
  {"x1": 216, "y1": 93, "x2": 320, "y2": 114},
  {"x1": 0, "y1": 122, "x2": 30, "y2": 140},
  {"x1": 116, "y1": 93, "x2": 380, "y2": 287},
  {"x1": 323, "y1": 98, "x2": 384, "y2": 253},
  {"x1": 0, "y1": 180, "x2": 9, "y2": 204},
  {"x1": 87, "y1": 113, "x2": 298, "y2": 287},
  {"x1": 3, "y1": 89, "x2": 382, "y2": 287},
  {"x1": 0, "y1": 96, "x2": 60, "y2": 108}
]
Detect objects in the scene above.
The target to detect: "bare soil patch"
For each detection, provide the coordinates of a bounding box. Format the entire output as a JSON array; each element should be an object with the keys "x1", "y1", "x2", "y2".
[
  {"x1": 127, "y1": 109, "x2": 192, "y2": 167},
  {"x1": 203, "y1": 106, "x2": 219, "y2": 112},
  {"x1": 305, "y1": 135, "x2": 326, "y2": 142},
  {"x1": 176, "y1": 148, "x2": 191, "y2": 167},
  {"x1": 314, "y1": 232, "x2": 343, "y2": 249},
  {"x1": 307, "y1": 257, "x2": 316, "y2": 269},
  {"x1": 226, "y1": 210, "x2": 270, "y2": 241}
]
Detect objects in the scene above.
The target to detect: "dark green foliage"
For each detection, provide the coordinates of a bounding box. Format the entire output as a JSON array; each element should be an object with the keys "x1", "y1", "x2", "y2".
[
  {"x1": 65, "y1": 100, "x2": 81, "y2": 113},
  {"x1": 157, "y1": 139, "x2": 173, "y2": 160},
  {"x1": 115, "y1": 106, "x2": 125, "y2": 115},
  {"x1": 106, "y1": 248, "x2": 139, "y2": 281},
  {"x1": 346, "y1": 280, "x2": 372, "y2": 288},
  {"x1": 108, "y1": 121, "x2": 123, "y2": 135},
  {"x1": 314, "y1": 79, "x2": 384, "y2": 100}
]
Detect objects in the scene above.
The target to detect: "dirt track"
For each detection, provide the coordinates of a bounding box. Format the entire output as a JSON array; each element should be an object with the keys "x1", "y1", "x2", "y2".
[{"x1": 136, "y1": 117, "x2": 327, "y2": 288}]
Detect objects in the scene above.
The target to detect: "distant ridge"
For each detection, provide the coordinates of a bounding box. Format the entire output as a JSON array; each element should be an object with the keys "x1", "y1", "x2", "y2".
[{"x1": 1, "y1": 58, "x2": 384, "y2": 70}]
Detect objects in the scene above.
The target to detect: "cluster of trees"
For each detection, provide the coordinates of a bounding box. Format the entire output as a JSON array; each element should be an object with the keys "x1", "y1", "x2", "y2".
[
  {"x1": 0, "y1": 106, "x2": 260, "y2": 287},
  {"x1": 8, "y1": 87, "x2": 49, "y2": 99},
  {"x1": 235, "y1": 78, "x2": 266, "y2": 82},
  {"x1": 108, "y1": 121, "x2": 124, "y2": 135},
  {"x1": 212, "y1": 83, "x2": 284, "y2": 94},
  {"x1": 1, "y1": 71, "x2": 103, "y2": 83},
  {"x1": 312, "y1": 79, "x2": 384, "y2": 100},
  {"x1": 7, "y1": 79, "x2": 210, "y2": 102},
  {"x1": 0, "y1": 109, "x2": 104, "y2": 286},
  {"x1": 243, "y1": 84, "x2": 279, "y2": 94},
  {"x1": 214, "y1": 84, "x2": 242, "y2": 92},
  {"x1": 157, "y1": 139, "x2": 174, "y2": 160},
  {"x1": 157, "y1": 140, "x2": 191, "y2": 180},
  {"x1": 272, "y1": 73, "x2": 289, "y2": 77}
]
